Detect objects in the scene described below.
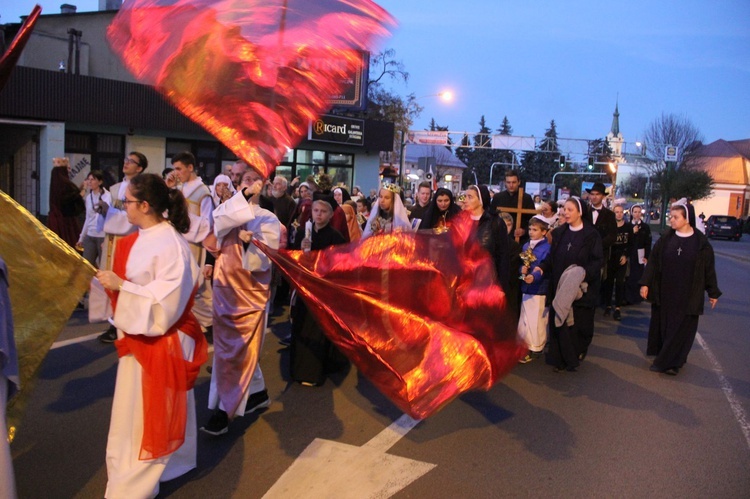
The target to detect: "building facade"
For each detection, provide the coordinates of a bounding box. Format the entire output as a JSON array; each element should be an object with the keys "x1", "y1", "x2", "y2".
[{"x1": 0, "y1": 8, "x2": 393, "y2": 217}]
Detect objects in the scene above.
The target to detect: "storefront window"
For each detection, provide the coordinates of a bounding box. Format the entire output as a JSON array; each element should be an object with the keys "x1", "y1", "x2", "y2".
[
  {"x1": 275, "y1": 165, "x2": 293, "y2": 183},
  {"x1": 328, "y1": 153, "x2": 353, "y2": 166},
  {"x1": 328, "y1": 167, "x2": 352, "y2": 188}
]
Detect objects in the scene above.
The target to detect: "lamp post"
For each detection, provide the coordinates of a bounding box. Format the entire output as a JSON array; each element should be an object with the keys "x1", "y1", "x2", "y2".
[{"x1": 397, "y1": 90, "x2": 454, "y2": 188}]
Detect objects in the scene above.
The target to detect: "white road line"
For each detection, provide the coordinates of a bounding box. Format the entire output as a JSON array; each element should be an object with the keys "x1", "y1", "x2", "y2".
[
  {"x1": 696, "y1": 332, "x2": 750, "y2": 451},
  {"x1": 362, "y1": 413, "x2": 422, "y2": 453},
  {"x1": 51, "y1": 333, "x2": 101, "y2": 349},
  {"x1": 50, "y1": 334, "x2": 215, "y2": 355}
]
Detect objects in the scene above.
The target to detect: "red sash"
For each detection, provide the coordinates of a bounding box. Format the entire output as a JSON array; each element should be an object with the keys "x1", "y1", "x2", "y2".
[{"x1": 106, "y1": 232, "x2": 207, "y2": 460}]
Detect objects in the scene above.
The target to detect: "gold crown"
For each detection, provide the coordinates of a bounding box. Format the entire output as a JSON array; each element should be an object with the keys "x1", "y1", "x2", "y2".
[{"x1": 382, "y1": 182, "x2": 401, "y2": 194}]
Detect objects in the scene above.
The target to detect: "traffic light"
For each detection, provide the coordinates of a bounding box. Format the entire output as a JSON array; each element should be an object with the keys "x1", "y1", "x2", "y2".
[
  {"x1": 559, "y1": 155, "x2": 566, "y2": 170},
  {"x1": 587, "y1": 157, "x2": 595, "y2": 170}
]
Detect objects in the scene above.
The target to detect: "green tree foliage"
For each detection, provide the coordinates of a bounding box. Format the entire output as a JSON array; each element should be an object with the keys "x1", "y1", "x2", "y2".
[
  {"x1": 653, "y1": 167, "x2": 714, "y2": 202},
  {"x1": 618, "y1": 173, "x2": 648, "y2": 199},
  {"x1": 456, "y1": 133, "x2": 472, "y2": 179},
  {"x1": 492, "y1": 116, "x2": 517, "y2": 183},
  {"x1": 462, "y1": 116, "x2": 503, "y2": 187},
  {"x1": 521, "y1": 120, "x2": 560, "y2": 183},
  {"x1": 583, "y1": 138, "x2": 615, "y2": 185}
]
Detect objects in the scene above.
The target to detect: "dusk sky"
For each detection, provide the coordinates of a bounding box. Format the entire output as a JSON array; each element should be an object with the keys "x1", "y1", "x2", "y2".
[{"x1": 3, "y1": 0, "x2": 748, "y2": 146}]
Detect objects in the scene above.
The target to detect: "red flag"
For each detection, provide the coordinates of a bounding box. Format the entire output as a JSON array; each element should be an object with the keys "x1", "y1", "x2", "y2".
[
  {"x1": 256, "y1": 212, "x2": 525, "y2": 419},
  {"x1": 107, "y1": 0, "x2": 395, "y2": 178}
]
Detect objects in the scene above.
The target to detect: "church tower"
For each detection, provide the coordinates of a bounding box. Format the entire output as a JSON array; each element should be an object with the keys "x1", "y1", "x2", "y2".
[{"x1": 606, "y1": 99, "x2": 624, "y2": 159}]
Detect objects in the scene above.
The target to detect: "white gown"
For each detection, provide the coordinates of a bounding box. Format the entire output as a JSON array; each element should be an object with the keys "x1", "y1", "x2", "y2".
[{"x1": 105, "y1": 221, "x2": 199, "y2": 499}]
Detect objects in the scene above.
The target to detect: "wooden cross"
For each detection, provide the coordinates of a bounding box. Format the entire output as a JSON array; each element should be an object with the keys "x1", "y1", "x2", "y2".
[{"x1": 496, "y1": 187, "x2": 541, "y2": 242}]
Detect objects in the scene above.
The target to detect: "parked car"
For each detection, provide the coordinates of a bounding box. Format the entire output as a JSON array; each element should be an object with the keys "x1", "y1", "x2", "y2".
[{"x1": 705, "y1": 215, "x2": 743, "y2": 241}]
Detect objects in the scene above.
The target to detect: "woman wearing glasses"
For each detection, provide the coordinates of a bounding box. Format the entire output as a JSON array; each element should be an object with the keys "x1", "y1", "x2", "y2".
[{"x1": 96, "y1": 173, "x2": 207, "y2": 498}]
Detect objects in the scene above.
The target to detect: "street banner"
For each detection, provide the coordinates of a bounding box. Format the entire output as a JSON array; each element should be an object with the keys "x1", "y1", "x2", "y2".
[
  {"x1": 406, "y1": 131, "x2": 449, "y2": 146},
  {"x1": 491, "y1": 135, "x2": 536, "y2": 151}
]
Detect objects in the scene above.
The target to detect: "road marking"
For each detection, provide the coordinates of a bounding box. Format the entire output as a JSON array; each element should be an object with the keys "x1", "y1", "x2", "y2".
[
  {"x1": 51, "y1": 334, "x2": 215, "y2": 355},
  {"x1": 51, "y1": 333, "x2": 101, "y2": 349},
  {"x1": 263, "y1": 414, "x2": 434, "y2": 498},
  {"x1": 696, "y1": 332, "x2": 750, "y2": 451}
]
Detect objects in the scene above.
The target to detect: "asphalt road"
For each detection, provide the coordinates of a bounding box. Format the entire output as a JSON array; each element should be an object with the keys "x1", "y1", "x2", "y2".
[{"x1": 9, "y1": 234, "x2": 750, "y2": 498}]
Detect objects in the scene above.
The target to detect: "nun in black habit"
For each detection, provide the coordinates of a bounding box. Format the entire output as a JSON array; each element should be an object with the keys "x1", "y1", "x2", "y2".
[
  {"x1": 538, "y1": 196, "x2": 603, "y2": 371},
  {"x1": 639, "y1": 199, "x2": 721, "y2": 375}
]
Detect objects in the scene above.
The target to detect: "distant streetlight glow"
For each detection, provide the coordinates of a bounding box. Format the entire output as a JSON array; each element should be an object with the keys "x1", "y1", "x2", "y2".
[{"x1": 416, "y1": 90, "x2": 455, "y2": 103}]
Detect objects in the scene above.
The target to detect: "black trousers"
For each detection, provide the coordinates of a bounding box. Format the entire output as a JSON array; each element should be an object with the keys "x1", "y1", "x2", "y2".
[{"x1": 601, "y1": 259, "x2": 627, "y2": 307}]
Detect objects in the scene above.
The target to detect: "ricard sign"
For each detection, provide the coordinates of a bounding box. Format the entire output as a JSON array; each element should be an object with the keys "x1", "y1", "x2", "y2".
[{"x1": 308, "y1": 115, "x2": 365, "y2": 146}]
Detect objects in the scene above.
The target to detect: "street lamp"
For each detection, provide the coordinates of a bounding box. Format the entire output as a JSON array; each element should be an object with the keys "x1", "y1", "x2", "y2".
[{"x1": 608, "y1": 162, "x2": 618, "y2": 201}]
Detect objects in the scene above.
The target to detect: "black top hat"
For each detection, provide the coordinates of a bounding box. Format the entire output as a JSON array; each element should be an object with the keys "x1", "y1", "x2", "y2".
[{"x1": 586, "y1": 182, "x2": 608, "y2": 195}]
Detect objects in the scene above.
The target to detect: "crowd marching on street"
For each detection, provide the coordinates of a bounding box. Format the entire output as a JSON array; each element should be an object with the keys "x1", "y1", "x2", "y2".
[{"x1": 1, "y1": 153, "x2": 722, "y2": 498}]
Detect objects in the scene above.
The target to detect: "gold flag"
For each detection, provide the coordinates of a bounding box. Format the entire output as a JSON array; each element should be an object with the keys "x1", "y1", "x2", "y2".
[{"x1": 0, "y1": 190, "x2": 95, "y2": 442}]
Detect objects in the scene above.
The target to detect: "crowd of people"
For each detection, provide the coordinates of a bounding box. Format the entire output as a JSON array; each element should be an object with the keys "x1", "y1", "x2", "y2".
[{"x1": 33, "y1": 156, "x2": 723, "y2": 497}]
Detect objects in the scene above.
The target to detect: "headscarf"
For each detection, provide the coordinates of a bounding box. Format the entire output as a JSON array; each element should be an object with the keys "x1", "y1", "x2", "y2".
[
  {"x1": 567, "y1": 195, "x2": 589, "y2": 220},
  {"x1": 421, "y1": 187, "x2": 461, "y2": 230},
  {"x1": 671, "y1": 198, "x2": 696, "y2": 228},
  {"x1": 362, "y1": 186, "x2": 411, "y2": 239},
  {"x1": 341, "y1": 203, "x2": 362, "y2": 242},
  {"x1": 211, "y1": 174, "x2": 235, "y2": 205},
  {"x1": 467, "y1": 185, "x2": 492, "y2": 213},
  {"x1": 333, "y1": 187, "x2": 351, "y2": 204}
]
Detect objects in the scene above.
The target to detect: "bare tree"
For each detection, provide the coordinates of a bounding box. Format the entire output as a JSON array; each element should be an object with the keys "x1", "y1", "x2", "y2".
[
  {"x1": 642, "y1": 112, "x2": 704, "y2": 174},
  {"x1": 366, "y1": 49, "x2": 423, "y2": 155},
  {"x1": 368, "y1": 48, "x2": 409, "y2": 87},
  {"x1": 642, "y1": 113, "x2": 705, "y2": 222}
]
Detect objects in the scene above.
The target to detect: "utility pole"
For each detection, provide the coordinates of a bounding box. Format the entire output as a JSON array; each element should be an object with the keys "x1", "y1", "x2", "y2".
[{"x1": 660, "y1": 145, "x2": 679, "y2": 230}]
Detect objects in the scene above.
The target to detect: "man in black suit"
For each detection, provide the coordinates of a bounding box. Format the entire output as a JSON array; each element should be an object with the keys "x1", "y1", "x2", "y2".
[
  {"x1": 584, "y1": 182, "x2": 618, "y2": 313},
  {"x1": 490, "y1": 169, "x2": 536, "y2": 243}
]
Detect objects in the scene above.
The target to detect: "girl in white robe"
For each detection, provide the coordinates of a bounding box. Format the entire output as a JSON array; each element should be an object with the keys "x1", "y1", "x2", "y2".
[{"x1": 97, "y1": 174, "x2": 207, "y2": 499}]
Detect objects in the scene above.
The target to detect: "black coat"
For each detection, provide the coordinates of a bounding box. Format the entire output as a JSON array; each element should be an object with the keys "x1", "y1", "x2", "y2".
[
  {"x1": 585, "y1": 206, "x2": 617, "y2": 252},
  {"x1": 475, "y1": 211, "x2": 510, "y2": 288},
  {"x1": 639, "y1": 229, "x2": 721, "y2": 315},
  {"x1": 290, "y1": 223, "x2": 346, "y2": 251},
  {"x1": 490, "y1": 190, "x2": 535, "y2": 230},
  {"x1": 539, "y1": 222, "x2": 604, "y2": 308}
]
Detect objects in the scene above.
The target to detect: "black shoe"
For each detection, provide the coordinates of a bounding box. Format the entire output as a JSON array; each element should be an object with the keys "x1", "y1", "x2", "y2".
[
  {"x1": 278, "y1": 335, "x2": 291, "y2": 347},
  {"x1": 200, "y1": 410, "x2": 229, "y2": 436},
  {"x1": 98, "y1": 326, "x2": 117, "y2": 344},
  {"x1": 613, "y1": 308, "x2": 622, "y2": 321},
  {"x1": 244, "y1": 389, "x2": 270, "y2": 415},
  {"x1": 603, "y1": 306, "x2": 612, "y2": 317},
  {"x1": 578, "y1": 351, "x2": 587, "y2": 361},
  {"x1": 664, "y1": 367, "x2": 680, "y2": 376}
]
